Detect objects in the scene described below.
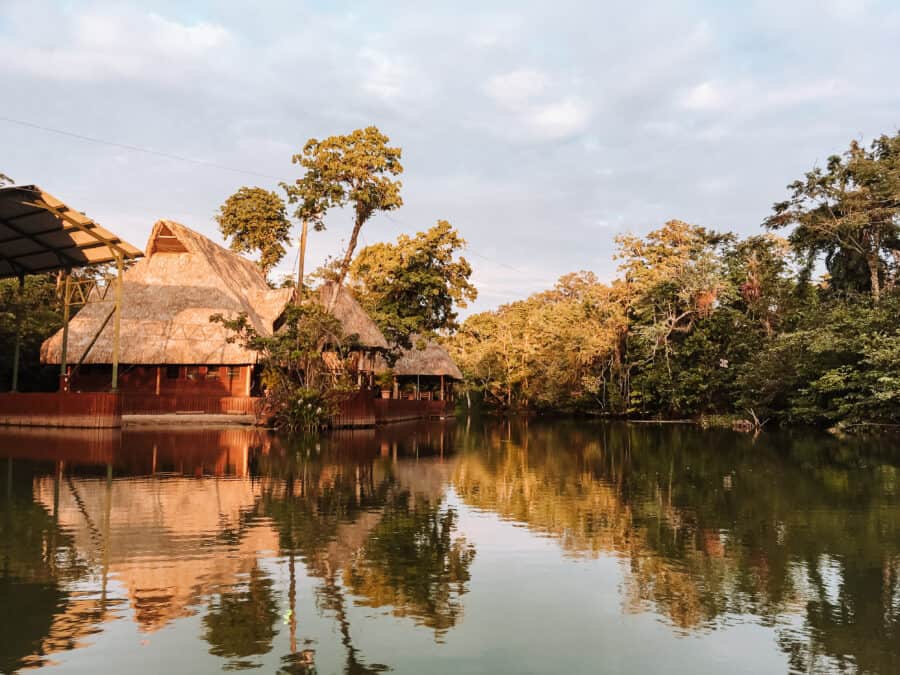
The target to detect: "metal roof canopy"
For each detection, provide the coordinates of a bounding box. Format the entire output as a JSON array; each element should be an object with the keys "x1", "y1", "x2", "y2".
[{"x1": 0, "y1": 185, "x2": 143, "y2": 279}]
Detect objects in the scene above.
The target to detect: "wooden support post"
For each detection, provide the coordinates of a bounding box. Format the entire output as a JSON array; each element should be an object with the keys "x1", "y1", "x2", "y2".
[
  {"x1": 10, "y1": 275, "x2": 24, "y2": 392},
  {"x1": 244, "y1": 365, "x2": 252, "y2": 396},
  {"x1": 111, "y1": 255, "x2": 123, "y2": 392},
  {"x1": 416, "y1": 374, "x2": 420, "y2": 401},
  {"x1": 440, "y1": 374, "x2": 445, "y2": 401},
  {"x1": 59, "y1": 270, "x2": 71, "y2": 392},
  {"x1": 392, "y1": 376, "x2": 398, "y2": 400},
  {"x1": 155, "y1": 366, "x2": 161, "y2": 395}
]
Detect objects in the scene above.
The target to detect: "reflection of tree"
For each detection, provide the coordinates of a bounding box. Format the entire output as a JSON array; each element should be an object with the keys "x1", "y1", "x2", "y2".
[
  {"x1": 259, "y1": 439, "x2": 473, "y2": 672},
  {"x1": 260, "y1": 451, "x2": 395, "y2": 674},
  {"x1": 454, "y1": 420, "x2": 900, "y2": 671},
  {"x1": 203, "y1": 564, "x2": 280, "y2": 671},
  {"x1": 344, "y1": 491, "x2": 475, "y2": 638},
  {"x1": 0, "y1": 460, "x2": 101, "y2": 672}
]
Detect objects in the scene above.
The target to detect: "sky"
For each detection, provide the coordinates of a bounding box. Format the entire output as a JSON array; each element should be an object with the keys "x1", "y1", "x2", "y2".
[{"x1": 1, "y1": 0, "x2": 899, "y2": 313}]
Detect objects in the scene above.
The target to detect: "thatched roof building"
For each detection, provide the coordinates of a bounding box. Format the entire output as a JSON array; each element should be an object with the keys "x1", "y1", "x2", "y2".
[
  {"x1": 317, "y1": 282, "x2": 389, "y2": 350},
  {"x1": 42, "y1": 220, "x2": 293, "y2": 365},
  {"x1": 381, "y1": 338, "x2": 463, "y2": 380}
]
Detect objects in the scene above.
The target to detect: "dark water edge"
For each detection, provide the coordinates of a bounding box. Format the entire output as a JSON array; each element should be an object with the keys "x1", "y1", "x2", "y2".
[{"x1": 0, "y1": 419, "x2": 897, "y2": 674}]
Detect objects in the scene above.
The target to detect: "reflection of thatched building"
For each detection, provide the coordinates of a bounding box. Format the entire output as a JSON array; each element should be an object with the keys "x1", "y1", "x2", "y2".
[
  {"x1": 34, "y1": 474, "x2": 279, "y2": 633},
  {"x1": 41, "y1": 221, "x2": 293, "y2": 396}
]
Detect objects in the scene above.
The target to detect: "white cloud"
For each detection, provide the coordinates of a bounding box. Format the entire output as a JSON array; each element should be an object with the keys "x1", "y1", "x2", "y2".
[
  {"x1": 527, "y1": 98, "x2": 591, "y2": 140},
  {"x1": 0, "y1": 8, "x2": 231, "y2": 83},
  {"x1": 681, "y1": 81, "x2": 726, "y2": 111},
  {"x1": 359, "y1": 48, "x2": 409, "y2": 101},
  {"x1": 1, "y1": 0, "x2": 898, "y2": 315},
  {"x1": 483, "y1": 68, "x2": 589, "y2": 141},
  {"x1": 485, "y1": 68, "x2": 548, "y2": 106}
]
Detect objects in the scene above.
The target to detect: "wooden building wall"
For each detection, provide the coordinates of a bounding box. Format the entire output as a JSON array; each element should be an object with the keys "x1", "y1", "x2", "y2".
[{"x1": 70, "y1": 365, "x2": 252, "y2": 397}]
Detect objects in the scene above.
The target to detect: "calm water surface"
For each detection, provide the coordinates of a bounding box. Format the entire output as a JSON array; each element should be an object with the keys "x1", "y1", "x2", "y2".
[{"x1": 0, "y1": 420, "x2": 898, "y2": 674}]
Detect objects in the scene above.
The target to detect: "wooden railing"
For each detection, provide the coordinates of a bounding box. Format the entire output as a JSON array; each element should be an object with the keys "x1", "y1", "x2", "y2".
[
  {"x1": 120, "y1": 394, "x2": 260, "y2": 416},
  {"x1": 332, "y1": 390, "x2": 376, "y2": 427},
  {"x1": 0, "y1": 392, "x2": 122, "y2": 428}
]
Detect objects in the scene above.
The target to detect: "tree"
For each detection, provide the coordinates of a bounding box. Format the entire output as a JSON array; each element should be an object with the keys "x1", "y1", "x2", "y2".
[
  {"x1": 215, "y1": 187, "x2": 292, "y2": 277},
  {"x1": 210, "y1": 290, "x2": 357, "y2": 432},
  {"x1": 0, "y1": 274, "x2": 63, "y2": 391},
  {"x1": 282, "y1": 127, "x2": 403, "y2": 309},
  {"x1": 448, "y1": 272, "x2": 627, "y2": 412},
  {"x1": 615, "y1": 220, "x2": 730, "y2": 374},
  {"x1": 765, "y1": 133, "x2": 900, "y2": 301},
  {"x1": 350, "y1": 220, "x2": 477, "y2": 347}
]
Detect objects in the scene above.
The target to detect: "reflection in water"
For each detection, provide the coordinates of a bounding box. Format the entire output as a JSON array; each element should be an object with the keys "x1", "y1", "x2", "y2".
[
  {"x1": 0, "y1": 421, "x2": 897, "y2": 674},
  {"x1": 454, "y1": 422, "x2": 900, "y2": 674}
]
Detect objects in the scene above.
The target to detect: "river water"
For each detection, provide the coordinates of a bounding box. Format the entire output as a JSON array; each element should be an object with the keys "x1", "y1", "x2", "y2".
[{"x1": 0, "y1": 420, "x2": 897, "y2": 674}]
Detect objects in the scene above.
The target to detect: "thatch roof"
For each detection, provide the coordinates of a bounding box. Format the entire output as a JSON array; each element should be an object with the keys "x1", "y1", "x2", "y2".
[
  {"x1": 316, "y1": 282, "x2": 388, "y2": 350},
  {"x1": 380, "y1": 338, "x2": 463, "y2": 379},
  {"x1": 41, "y1": 220, "x2": 293, "y2": 365}
]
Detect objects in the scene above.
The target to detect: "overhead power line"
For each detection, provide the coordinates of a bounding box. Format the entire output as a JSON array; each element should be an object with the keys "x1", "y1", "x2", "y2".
[
  {"x1": 0, "y1": 115, "x2": 283, "y2": 181},
  {"x1": 2, "y1": 114, "x2": 531, "y2": 276}
]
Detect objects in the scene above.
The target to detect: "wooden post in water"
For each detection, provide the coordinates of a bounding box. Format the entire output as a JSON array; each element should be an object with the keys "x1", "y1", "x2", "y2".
[
  {"x1": 59, "y1": 270, "x2": 72, "y2": 392},
  {"x1": 111, "y1": 255, "x2": 123, "y2": 392}
]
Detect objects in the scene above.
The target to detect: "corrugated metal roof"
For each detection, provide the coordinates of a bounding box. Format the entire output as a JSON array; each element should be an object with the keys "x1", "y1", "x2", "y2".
[{"x1": 0, "y1": 185, "x2": 143, "y2": 278}]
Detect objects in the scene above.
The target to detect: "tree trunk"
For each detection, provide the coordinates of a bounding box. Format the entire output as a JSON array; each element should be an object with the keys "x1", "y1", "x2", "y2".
[
  {"x1": 296, "y1": 219, "x2": 309, "y2": 299},
  {"x1": 328, "y1": 217, "x2": 363, "y2": 312},
  {"x1": 867, "y1": 252, "x2": 881, "y2": 302}
]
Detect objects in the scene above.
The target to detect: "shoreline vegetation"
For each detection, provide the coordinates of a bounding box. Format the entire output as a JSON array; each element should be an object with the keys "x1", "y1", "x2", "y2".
[
  {"x1": 447, "y1": 131, "x2": 900, "y2": 433},
  {"x1": 2, "y1": 129, "x2": 898, "y2": 434}
]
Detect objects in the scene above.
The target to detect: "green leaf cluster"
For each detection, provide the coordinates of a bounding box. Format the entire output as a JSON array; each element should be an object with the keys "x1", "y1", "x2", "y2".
[
  {"x1": 215, "y1": 187, "x2": 291, "y2": 276},
  {"x1": 349, "y1": 220, "x2": 476, "y2": 348}
]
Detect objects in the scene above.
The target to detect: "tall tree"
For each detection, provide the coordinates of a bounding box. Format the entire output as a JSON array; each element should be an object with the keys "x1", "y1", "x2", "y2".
[
  {"x1": 215, "y1": 187, "x2": 292, "y2": 277},
  {"x1": 765, "y1": 133, "x2": 900, "y2": 301},
  {"x1": 350, "y1": 220, "x2": 477, "y2": 347},
  {"x1": 615, "y1": 220, "x2": 729, "y2": 370},
  {"x1": 282, "y1": 127, "x2": 403, "y2": 309}
]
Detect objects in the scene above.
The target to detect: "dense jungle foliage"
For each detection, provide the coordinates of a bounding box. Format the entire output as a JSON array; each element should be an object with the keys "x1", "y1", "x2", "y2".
[{"x1": 448, "y1": 133, "x2": 900, "y2": 427}]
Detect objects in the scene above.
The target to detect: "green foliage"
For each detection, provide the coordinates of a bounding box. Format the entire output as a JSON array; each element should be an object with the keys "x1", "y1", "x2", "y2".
[
  {"x1": 0, "y1": 274, "x2": 63, "y2": 391},
  {"x1": 211, "y1": 291, "x2": 357, "y2": 432},
  {"x1": 282, "y1": 126, "x2": 403, "y2": 295},
  {"x1": 447, "y1": 130, "x2": 900, "y2": 427},
  {"x1": 449, "y1": 272, "x2": 628, "y2": 411},
  {"x1": 451, "y1": 217, "x2": 899, "y2": 426},
  {"x1": 765, "y1": 132, "x2": 900, "y2": 301},
  {"x1": 350, "y1": 220, "x2": 477, "y2": 347},
  {"x1": 216, "y1": 186, "x2": 292, "y2": 276},
  {"x1": 737, "y1": 294, "x2": 900, "y2": 425}
]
